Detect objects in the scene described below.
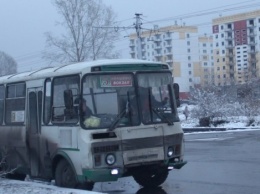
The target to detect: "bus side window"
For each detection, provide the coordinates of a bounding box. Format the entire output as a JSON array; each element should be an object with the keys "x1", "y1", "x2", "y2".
[
  {"x1": 52, "y1": 75, "x2": 79, "y2": 124},
  {"x1": 44, "y1": 79, "x2": 52, "y2": 125},
  {"x1": 5, "y1": 83, "x2": 26, "y2": 125},
  {"x1": 0, "y1": 85, "x2": 4, "y2": 125}
]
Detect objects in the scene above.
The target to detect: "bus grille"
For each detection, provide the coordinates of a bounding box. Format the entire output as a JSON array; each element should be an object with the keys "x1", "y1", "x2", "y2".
[{"x1": 93, "y1": 145, "x2": 119, "y2": 154}]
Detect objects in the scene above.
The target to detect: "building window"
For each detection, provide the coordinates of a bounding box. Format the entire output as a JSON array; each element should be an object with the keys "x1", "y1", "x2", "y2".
[
  {"x1": 187, "y1": 41, "x2": 190, "y2": 45},
  {"x1": 188, "y1": 63, "x2": 191, "y2": 67},
  {"x1": 189, "y1": 78, "x2": 192, "y2": 82},
  {"x1": 217, "y1": 67, "x2": 220, "y2": 70},
  {"x1": 223, "y1": 66, "x2": 225, "y2": 70},
  {"x1": 189, "y1": 71, "x2": 192, "y2": 75},
  {"x1": 188, "y1": 56, "x2": 191, "y2": 60}
]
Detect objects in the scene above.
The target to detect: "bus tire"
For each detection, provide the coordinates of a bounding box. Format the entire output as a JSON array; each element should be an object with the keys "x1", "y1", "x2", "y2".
[
  {"x1": 133, "y1": 166, "x2": 168, "y2": 187},
  {"x1": 5, "y1": 173, "x2": 26, "y2": 181},
  {"x1": 55, "y1": 159, "x2": 77, "y2": 188},
  {"x1": 77, "y1": 182, "x2": 95, "y2": 191}
]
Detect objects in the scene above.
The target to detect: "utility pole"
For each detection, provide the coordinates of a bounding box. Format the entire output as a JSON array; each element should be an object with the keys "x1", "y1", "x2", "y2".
[
  {"x1": 93, "y1": 13, "x2": 143, "y2": 59},
  {"x1": 135, "y1": 13, "x2": 142, "y2": 59}
]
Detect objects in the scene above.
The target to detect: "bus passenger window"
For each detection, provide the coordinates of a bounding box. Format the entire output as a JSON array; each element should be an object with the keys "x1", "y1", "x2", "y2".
[
  {"x1": 44, "y1": 79, "x2": 52, "y2": 125},
  {"x1": 5, "y1": 83, "x2": 26, "y2": 125},
  {"x1": 52, "y1": 75, "x2": 79, "y2": 124},
  {"x1": 0, "y1": 85, "x2": 4, "y2": 125}
]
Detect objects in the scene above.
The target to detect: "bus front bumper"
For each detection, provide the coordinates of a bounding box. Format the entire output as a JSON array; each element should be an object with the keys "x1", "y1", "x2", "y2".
[
  {"x1": 81, "y1": 168, "x2": 123, "y2": 182},
  {"x1": 168, "y1": 160, "x2": 187, "y2": 170}
]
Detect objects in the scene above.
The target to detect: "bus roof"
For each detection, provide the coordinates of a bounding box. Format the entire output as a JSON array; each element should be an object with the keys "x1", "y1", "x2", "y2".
[{"x1": 0, "y1": 59, "x2": 168, "y2": 84}]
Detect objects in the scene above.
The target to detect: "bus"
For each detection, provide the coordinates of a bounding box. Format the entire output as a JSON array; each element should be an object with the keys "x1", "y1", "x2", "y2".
[{"x1": 0, "y1": 59, "x2": 186, "y2": 190}]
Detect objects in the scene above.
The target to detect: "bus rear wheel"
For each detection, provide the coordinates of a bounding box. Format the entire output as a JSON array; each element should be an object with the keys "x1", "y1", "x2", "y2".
[
  {"x1": 132, "y1": 166, "x2": 168, "y2": 187},
  {"x1": 55, "y1": 159, "x2": 77, "y2": 188}
]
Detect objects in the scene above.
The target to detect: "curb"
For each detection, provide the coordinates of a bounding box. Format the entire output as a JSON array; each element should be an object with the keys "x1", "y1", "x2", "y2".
[{"x1": 183, "y1": 127, "x2": 248, "y2": 133}]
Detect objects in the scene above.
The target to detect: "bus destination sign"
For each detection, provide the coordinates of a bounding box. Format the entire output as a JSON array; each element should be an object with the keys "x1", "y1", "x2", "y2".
[{"x1": 100, "y1": 75, "x2": 132, "y2": 87}]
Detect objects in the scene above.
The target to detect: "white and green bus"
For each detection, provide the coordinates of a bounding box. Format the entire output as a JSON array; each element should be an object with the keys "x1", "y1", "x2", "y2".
[{"x1": 0, "y1": 59, "x2": 186, "y2": 190}]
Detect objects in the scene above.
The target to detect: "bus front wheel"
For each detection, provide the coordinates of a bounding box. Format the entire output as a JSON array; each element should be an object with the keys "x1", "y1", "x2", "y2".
[
  {"x1": 132, "y1": 166, "x2": 168, "y2": 187},
  {"x1": 55, "y1": 159, "x2": 77, "y2": 188}
]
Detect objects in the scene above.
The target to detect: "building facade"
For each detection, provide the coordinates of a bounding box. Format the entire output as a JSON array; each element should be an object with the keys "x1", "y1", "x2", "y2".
[
  {"x1": 198, "y1": 36, "x2": 214, "y2": 87},
  {"x1": 129, "y1": 25, "x2": 205, "y2": 98},
  {"x1": 212, "y1": 10, "x2": 260, "y2": 86}
]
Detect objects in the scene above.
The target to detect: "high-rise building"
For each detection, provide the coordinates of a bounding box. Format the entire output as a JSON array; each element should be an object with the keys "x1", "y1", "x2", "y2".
[
  {"x1": 198, "y1": 35, "x2": 214, "y2": 87},
  {"x1": 212, "y1": 10, "x2": 260, "y2": 86},
  {"x1": 129, "y1": 25, "x2": 206, "y2": 99}
]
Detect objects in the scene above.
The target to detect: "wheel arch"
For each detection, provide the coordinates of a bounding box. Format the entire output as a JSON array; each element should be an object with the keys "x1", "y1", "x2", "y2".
[{"x1": 52, "y1": 149, "x2": 79, "y2": 182}]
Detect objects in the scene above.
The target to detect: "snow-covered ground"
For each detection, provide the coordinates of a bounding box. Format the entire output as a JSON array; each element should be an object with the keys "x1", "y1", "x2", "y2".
[
  {"x1": 178, "y1": 103, "x2": 260, "y2": 128},
  {"x1": 0, "y1": 178, "x2": 105, "y2": 194}
]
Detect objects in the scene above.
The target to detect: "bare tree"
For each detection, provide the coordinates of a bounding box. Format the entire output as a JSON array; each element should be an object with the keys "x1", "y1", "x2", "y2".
[
  {"x1": 0, "y1": 51, "x2": 17, "y2": 76},
  {"x1": 43, "y1": 0, "x2": 119, "y2": 64}
]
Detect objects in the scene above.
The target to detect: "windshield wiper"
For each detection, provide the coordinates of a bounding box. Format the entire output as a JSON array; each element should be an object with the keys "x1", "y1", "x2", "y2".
[
  {"x1": 148, "y1": 87, "x2": 173, "y2": 125},
  {"x1": 152, "y1": 107, "x2": 174, "y2": 125},
  {"x1": 107, "y1": 108, "x2": 127, "y2": 132}
]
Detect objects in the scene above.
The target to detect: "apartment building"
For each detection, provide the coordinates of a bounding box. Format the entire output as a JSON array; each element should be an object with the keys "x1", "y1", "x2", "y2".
[
  {"x1": 198, "y1": 36, "x2": 214, "y2": 87},
  {"x1": 212, "y1": 10, "x2": 260, "y2": 86},
  {"x1": 129, "y1": 25, "x2": 203, "y2": 98}
]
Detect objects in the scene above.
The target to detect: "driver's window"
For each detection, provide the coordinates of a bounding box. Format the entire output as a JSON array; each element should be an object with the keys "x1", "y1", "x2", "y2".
[{"x1": 52, "y1": 75, "x2": 79, "y2": 124}]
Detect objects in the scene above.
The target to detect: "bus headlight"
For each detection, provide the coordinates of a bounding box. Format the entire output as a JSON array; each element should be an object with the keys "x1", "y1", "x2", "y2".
[
  {"x1": 105, "y1": 153, "x2": 116, "y2": 165},
  {"x1": 167, "y1": 147, "x2": 174, "y2": 157}
]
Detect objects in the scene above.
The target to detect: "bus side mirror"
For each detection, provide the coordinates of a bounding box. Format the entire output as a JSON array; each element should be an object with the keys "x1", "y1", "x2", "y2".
[
  {"x1": 64, "y1": 89, "x2": 73, "y2": 109},
  {"x1": 173, "y1": 83, "x2": 180, "y2": 107}
]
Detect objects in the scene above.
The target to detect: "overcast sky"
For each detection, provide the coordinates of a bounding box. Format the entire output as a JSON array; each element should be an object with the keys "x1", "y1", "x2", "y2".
[{"x1": 0, "y1": 0, "x2": 259, "y2": 72}]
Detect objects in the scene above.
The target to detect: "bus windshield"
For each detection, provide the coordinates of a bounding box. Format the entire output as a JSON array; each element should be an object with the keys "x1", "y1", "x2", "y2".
[
  {"x1": 82, "y1": 73, "x2": 139, "y2": 129},
  {"x1": 137, "y1": 72, "x2": 176, "y2": 125},
  {"x1": 81, "y1": 72, "x2": 178, "y2": 129}
]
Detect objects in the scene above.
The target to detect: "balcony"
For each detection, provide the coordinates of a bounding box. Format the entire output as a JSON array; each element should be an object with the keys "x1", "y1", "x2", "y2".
[
  {"x1": 166, "y1": 59, "x2": 173, "y2": 63},
  {"x1": 225, "y1": 44, "x2": 234, "y2": 49},
  {"x1": 224, "y1": 28, "x2": 233, "y2": 32},
  {"x1": 165, "y1": 52, "x2": 173, "y2": 56},
  {"x1": 248, "y1": 58, "x2": 258, "y2": 63},
  {"x1": 154, "y1": 37, "x2": 162, "y2": 42},
  {"x1": 154, "y1": 53, "x2": 162, "y2": 57},
  {"x1": 154, "y1": 46, "x2": 162, "y2": 50},
  {"x1": 164, "y1": 36, "x2": 172, "y2": 41},
  {"x1": 226, "y1": 61, "x2": 234, "y2": 66},
  {"x1": 247, "y1": 25, "x2": 255, "y2": 29},
  {"x1": 248, "y1": 41, "x2": 257, "y2": 46},
  {"x1": 248, "y1": 49, "x2": 257, "y2": 54},
  {"x1": 248, "y1": 32, "x2": 256, "y2": 37},
  {"x1": 165, "y1": 44, "x2": 172, "y2": 48},
  {"x1": 225, "y1": 36, "x2": 233, "y2": 41},
  {"x1": 226, "y1": 53, "x2": 234, "y2": 57},
  {"x1": 129, "y1": 50, "x2": 135, "y2": 54},
  {"x1": 129, "y1": 42, "x2": 135, "y2": 48}
]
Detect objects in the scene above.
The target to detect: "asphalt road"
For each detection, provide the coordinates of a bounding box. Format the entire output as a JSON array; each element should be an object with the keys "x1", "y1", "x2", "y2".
[{"x1": 93, "y1": 129, "x2": 260, "y2": 194}]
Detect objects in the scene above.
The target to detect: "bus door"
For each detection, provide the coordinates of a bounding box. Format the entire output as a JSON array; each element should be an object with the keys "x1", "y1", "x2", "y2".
[{"x1": 27, "y1": 87, "x2": 43, "y2": 177}]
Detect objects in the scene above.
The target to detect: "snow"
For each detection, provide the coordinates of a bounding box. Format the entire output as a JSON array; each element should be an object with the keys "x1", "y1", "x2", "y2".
[
  {"x1": 178, "y1": 103, "x2": 260, "y2": 129},
  {"x1": 0, "y1": 178, "x2": 105, "y2": 194}
]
